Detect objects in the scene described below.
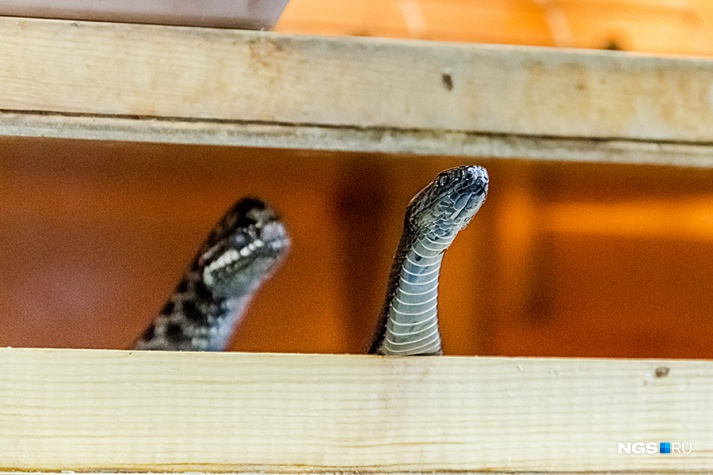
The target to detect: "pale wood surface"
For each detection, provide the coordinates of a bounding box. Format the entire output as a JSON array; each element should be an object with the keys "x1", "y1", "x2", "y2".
[
  {"x1": 1, "y1": 17, "x2": 713, "y2": 165},
  {"x1": 0, "y1": 348, "x2": 711, "y2": 473},
  {"x1": 4, "y1": 112, "x2": 713, "y2": 167}
]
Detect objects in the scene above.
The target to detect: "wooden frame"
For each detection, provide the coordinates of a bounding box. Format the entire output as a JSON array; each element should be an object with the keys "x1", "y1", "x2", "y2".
[
  {"x1": 0, "y1": 348, "x2": 711, "y2": 473},
  {"x1": 1, "y1": 16, "x2": 713, "y2": 166}
]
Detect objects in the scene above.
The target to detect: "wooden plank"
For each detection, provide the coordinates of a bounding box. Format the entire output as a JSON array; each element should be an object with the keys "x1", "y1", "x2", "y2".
[
  {"x1": 0, "y1": 348, "x2": 711, "y2": 473},
  {"x1": 3, "y1": 111, "x2": 713, "y2": 167},
  {"x1": 1, "y1": 17, "x2": 713, "y2": 165}
]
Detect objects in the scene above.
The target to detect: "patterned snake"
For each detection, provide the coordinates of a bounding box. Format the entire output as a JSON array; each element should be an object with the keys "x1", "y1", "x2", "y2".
[
  {"x1": 133, "y1": 166, "x2": 488, "y2": 354},
  {"x1": 132, "y1": 198, "x2": 290, "y2": 351}
]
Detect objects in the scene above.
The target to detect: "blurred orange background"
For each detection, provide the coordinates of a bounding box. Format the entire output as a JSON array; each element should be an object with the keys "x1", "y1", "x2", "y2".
[
  {"x1": 276, "y1": 0, "x2": 713, "y2": 56},
  {"x1": 2, "y1": 1, "x2": 713, "y2": 358}
]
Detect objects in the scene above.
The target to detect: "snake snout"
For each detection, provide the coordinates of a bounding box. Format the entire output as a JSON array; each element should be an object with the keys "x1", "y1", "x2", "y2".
[
  {"x1": 462, "y1": 165, "x2": 488, "y2": 194},
  {"x1": 448, "y1": 166, "x2": 488, "y2": 224},
  {"x1": 439, "y1": 165, "x2": 488, "y2": 190}
]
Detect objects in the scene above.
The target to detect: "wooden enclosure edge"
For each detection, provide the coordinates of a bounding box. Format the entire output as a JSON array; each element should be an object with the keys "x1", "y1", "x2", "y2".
[
  {"x1": 0, "y1": 348, "x2": 710, "y2": 473},
  {"x1": 1, "y1": 17, "x2": 713, "y2": 165}
]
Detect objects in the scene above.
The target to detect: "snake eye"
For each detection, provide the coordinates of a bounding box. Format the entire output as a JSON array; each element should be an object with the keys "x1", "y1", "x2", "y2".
[{"x1": 231, "y1": 233, "x2": 248, "y2": 248}]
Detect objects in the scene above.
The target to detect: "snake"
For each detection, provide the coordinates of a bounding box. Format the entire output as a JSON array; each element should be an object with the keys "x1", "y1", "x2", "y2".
[
  {"x1": 368, "y1": 165, "x2": 488, "y2": 356},
  {"x1": 132, "y1": 165, "x2": 488, "y2": 355},
  {"x1": 132, "y1": 197, "x2": 290, "y2": 351}
]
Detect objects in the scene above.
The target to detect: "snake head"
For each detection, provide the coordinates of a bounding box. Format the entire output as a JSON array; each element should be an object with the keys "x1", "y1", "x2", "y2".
[
  {"x1": 199, "y1": 198, "x2": 290, "y2": 298},
  {"x1": 406, "y1": 165, "x2": 488, "y2": 237}
]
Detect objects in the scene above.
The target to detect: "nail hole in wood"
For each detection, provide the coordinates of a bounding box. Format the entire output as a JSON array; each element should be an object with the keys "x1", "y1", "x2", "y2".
[
  {"x1": 655, "y1": 366, "x2": 670, "y2": 378},
  {"x1": 441, "y1": 72, "x2": 453, "y2": 91}
]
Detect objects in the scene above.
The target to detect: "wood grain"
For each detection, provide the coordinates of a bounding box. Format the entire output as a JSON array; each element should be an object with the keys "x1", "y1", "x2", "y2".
[
  {"x1": 0, "y1": 348, "x2": 711, "y2": 473},
  {"x1": 1, "y1": 17, "x2": 713, "y2": 165},
  {"x1": 4, "y1": 112, "x2": 713, "y2": 167}
]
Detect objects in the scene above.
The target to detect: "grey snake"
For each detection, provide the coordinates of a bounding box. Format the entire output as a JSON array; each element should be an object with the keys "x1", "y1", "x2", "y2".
[
  {"x1": 132, "y1": 198, "x2": 290, "y2": 351},
  {"x1": 133, "y1": 165, "x2": 488, "y2": 355}
]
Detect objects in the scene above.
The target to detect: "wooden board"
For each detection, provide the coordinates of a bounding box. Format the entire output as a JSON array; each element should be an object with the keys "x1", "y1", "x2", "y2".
[
  {"x1": 1, "y1": 17, "x2": 713, "y2": 165},
  {"x1": 0, "y1": 348, "x2": 711, "y2": 473}
]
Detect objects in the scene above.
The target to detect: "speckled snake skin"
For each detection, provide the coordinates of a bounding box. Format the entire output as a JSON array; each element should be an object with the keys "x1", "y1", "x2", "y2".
[{"x1": 132, "y1": 197, "x2": 290, "y2": 351}]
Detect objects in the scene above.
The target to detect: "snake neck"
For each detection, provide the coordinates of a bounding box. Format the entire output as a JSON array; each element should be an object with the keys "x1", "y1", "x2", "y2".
[
  {"x1": 132, "y1": 260, "x2": 255, "y2": 351},
  {"x1": 370, "y1": 227, "x2": 454, "y2": 356}
]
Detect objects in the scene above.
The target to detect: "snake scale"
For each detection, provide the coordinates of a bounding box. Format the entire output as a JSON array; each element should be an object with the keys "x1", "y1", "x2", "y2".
[{"x1": 133, "y1": 165, "x2": 488, "y2": 355}]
